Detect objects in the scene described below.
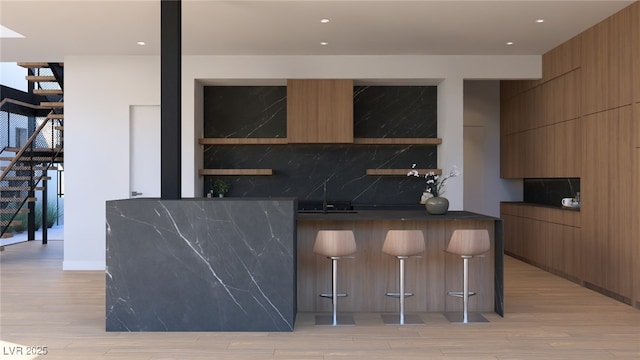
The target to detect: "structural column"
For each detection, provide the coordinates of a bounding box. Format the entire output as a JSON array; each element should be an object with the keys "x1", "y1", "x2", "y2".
[{"x1": 161, "y1": 0, "x2": 181, "y2": 199}]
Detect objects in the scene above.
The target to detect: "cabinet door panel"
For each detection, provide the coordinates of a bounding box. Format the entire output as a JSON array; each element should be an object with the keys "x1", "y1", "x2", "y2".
[
  {"x1": 287, "y1": 80, "x2": 319, "y2": 142},
  {"x1": 542, "y1": 34, "x2": 581, "y2": 81},
  {"x1": 582, "y1": 22, "x2": 609, "y2": 115},
  {"x1": 634, "y1": 2, "x2": 640, "y2": 104},
  {"x1": 287, "y1": 79, "x2": 353, "y2": 143},
  {"x1": 317, "y1": 80, "x2": 353, "y2": 143},
  {"x1": 608, "y1": 7, "x2": 633, "y2": 109}
]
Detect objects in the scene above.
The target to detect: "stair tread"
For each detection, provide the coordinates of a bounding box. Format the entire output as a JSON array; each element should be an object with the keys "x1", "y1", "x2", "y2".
[
  {"x1": 0, "y1": 220, "x2": 22, "y2": 226},
  {"x1": 0, "y1": 187, "x2": 45, "y2": 191},
  {"x1": 33, "y1": 89, "x2": 63, "y2": 95},
  {"x1": 25, "y1": 75, "x2": 57, "y2": 82},
  {"x1": 17, "y1": 62, "x2": 63, "y2": 68},
  {"x1": 47, "y1": 113, "x2": 64, "y2": 119},
  {"x1": 0, "y1": 208, "x2": 29, "y2": 214},
  {"x1": 0, "y1": 157, "x2": 63, "y2": 162},
  {"x1": 40, "y1": 102, "x2": 63, "y2": 108},
  {"x1": 0, "y1": 197, "x2": 37, "y2": 203},
  {"x1": 2, "y1": 176, "x2": 50, "y2": 180},
  {"x1": 1, "y1": 167, "x2": 57, "y2": 171},
  {"x1": 3, "y1": 147, "x2": 63, "y2": 153}
]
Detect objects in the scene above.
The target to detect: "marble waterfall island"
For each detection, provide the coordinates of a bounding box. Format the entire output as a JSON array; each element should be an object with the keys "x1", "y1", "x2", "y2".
[{"x1": 105, "y1": 198, "x2": 297, "y2": 331}]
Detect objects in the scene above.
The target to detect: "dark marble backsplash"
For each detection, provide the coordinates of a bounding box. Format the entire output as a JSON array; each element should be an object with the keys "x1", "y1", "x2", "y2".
[
  {"x1": 204, "y1": 144, "x2": 436, "y2": 205},
  {"x1": 202, "y1": 85, "x2": 439, "y2": 205},
  {"x1": 523, "y1": 178, "x2": 580, "y2": 207}
]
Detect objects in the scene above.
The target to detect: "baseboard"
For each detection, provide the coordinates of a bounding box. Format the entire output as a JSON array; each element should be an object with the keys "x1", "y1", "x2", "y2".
[
  {"x1": 63, "y1": 260, "x2": 105, "y2": 271},
  {"x1": 583, "y1": 282, "x2": 632, "y2": 306}
]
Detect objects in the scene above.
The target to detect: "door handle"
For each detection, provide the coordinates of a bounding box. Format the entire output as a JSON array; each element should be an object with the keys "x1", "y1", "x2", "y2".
[{"x1": 131, "y1": 191, "x2": 143, "y2": 197}]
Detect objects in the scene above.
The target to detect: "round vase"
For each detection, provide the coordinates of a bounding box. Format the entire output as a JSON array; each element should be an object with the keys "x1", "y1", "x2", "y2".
[{"x1": 425, "y1": 196, "x2": 449, "y2": 215}]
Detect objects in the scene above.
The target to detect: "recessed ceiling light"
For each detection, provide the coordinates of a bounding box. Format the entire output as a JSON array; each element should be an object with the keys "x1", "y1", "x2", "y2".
[
  {"x1": 506, "y1": 42, "x2": 514, "y2": 46},
  {"x1": 320, "y1": 18, "x2": 330, "y2": 24},
  {"x1": 137, "y1": 41, "x2": 146, "y2": 46},
  {"x1": 536, "y1": 19, "x2": 545, "y2": 23},
  {"x1": 320, "y1": 42, "x2": 329, "y2": 46}
]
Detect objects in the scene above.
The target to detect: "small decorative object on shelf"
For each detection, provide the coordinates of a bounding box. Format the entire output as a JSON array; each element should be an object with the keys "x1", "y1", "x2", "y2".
[
  {"x1": 208, "y1": 178, "x2": 231, "y2": 198},
  {"x1": 407, "y1": 164, "x2": 460, "y2": 214}
]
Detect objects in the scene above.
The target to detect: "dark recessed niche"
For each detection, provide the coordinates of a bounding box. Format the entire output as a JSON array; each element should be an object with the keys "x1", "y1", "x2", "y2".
[
  {"x1": 354, "y1": 86, "x2": 437, "y2": 138},
  {"x1": 523, "y1": 178, "x2": 580, "y2": 207},
  {"x1": 203, "y1": 86, "x2": 287, "y2": 138}
]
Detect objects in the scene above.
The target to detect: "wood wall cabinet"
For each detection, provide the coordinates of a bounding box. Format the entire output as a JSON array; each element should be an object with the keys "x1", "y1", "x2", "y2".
[
  {"x1": 635, "y1": 2, "x2": 640, "y2": 104},
  {"x1": 636, "y1": 102, "x2": 640, "y2": 150},
  {"x1": 542, "y1": 34, "x2": 581, "y2": 82},
  {"x1": 582, "y1": 7, "x2": 634, "y2": 116},
  {"x1": 500, "y1": 72, "x2": 581, "y2": 179},
  {"x1": 635, "y1": 147, "x2": 640, "y2": 308},
  {"x1": 286, "y1": 79, "x2": 354, "y2": 143},
  {"x1": 632, "y1": 3, "x2": 639, "y2": 302}
]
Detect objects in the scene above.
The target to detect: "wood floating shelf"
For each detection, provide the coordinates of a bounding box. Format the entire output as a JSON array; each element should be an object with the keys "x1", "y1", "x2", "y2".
[
  {"x1": 199, "y1": 169, "x2": 273, "y2": 176},
  {"x1": 366, "y1": 168, "x2": 442, "y2": 176},
  {"x1": 353, "y1": 138, "x2": 442, "y2": 145},
  {"x1": 199, "y1": 138, "x2": 288, "y2": 145}
]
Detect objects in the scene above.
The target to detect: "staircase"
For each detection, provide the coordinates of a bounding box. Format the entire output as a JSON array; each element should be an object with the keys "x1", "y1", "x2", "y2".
[{"x1": 0, "y1": 62, "x2": 64, "y2": 242}]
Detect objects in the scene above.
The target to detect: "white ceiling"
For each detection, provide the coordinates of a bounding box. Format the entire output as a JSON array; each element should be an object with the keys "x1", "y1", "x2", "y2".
[{"x1": 0, "y1": 0, "x2": 635, "y2": 62}]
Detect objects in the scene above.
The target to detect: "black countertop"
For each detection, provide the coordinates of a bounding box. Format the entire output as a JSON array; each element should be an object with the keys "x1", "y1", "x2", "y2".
[
  {"x1": 297, "y1": 209, "x2": 500, "y2": 221},
  {"x1": 501, "y1": 201, "x2": 580, "y2": 211}
]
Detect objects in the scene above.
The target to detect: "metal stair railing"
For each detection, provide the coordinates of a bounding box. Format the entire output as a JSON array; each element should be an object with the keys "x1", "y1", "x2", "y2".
[
  {"x1": 0, "y1": 111, "x2": 62, "y2": 237},
  {"x1": 1, "y1": 63, "x2": 64, "y2": 240}
]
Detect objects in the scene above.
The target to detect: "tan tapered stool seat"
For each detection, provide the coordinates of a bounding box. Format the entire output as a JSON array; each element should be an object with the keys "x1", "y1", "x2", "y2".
[
  {"x1": 381, "y1": 230, "x2": 425, "y2": 325},
  {"x1": 314, "y1": 230, "x2": 357, "y2": 326},
  {"x1": 444, "y1": 229, "x2": 491, "y2": 323}
]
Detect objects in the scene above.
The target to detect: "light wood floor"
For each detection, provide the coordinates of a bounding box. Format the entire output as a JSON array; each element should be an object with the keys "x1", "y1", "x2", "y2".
[{"x1": 1, "y1": 241, "x2": 639, "y2": 360}]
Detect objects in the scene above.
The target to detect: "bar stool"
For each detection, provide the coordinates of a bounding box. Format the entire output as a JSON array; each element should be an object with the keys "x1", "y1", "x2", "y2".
[
  {"x1": 313, "y1": 230, "x2": 357, "y2": 326},
  {"x1": 444, "y1": 229, "x2": 491, "y2": 323},
  {"x1": 381, "y1": 230, "x2": 425, "y2": 325}
]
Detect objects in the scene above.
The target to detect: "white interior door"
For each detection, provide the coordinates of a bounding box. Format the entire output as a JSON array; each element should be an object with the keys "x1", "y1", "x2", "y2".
[
  {"x1": 463, "y1": 125, "x2": 486, "y2": 214},
  {"x1": 130, "y1": 105, "x2": 161, "y2": 198}
]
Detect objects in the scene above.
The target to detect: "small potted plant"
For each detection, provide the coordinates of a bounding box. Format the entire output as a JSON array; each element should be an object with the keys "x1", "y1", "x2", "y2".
[{"x1": 211, "y1": 179, "x2": 230, "y2": 198}]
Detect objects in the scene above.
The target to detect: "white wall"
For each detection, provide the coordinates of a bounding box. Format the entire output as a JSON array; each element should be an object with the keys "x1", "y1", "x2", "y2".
[
  {"x1": 463, "y1": 80, "x2": 522, "y2": 217},
  {"x1": 65, "y1": 55, "x2": 539, "y2": 270},
  {"x1": 64, "y1": 56, "x2": 160, "y2": 270}
]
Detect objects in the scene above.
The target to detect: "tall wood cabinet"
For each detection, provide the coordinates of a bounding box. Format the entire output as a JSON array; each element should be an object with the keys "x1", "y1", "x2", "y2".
[
  {"x1": 501, "y1": 1, "x2": 640, "y2": 308},
  {"x1": 286, "y1": 79, "x2": 354, "y2": 143},
  {"x1": 581, "y1": 107, "x2": 634, "y2": 300}
]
